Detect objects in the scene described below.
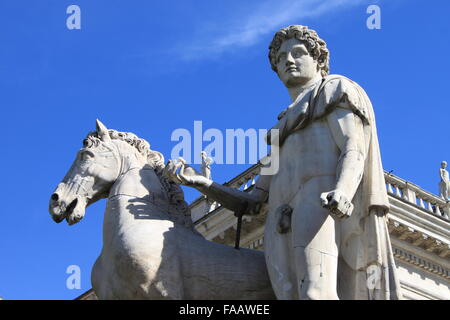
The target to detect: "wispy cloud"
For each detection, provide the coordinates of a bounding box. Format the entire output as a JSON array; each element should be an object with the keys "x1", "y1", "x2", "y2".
[{"x1": 179, "y1": 0, "x2": 369, "y2": 61}]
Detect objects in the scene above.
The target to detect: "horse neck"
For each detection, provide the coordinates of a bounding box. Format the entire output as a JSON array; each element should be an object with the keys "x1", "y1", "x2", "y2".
[
  {"x1": 102, "y1": 146, "x2": 195, "y2": 234},
  {"x1": 108, "y1": 153, "x2": 168, "y2": 203}
]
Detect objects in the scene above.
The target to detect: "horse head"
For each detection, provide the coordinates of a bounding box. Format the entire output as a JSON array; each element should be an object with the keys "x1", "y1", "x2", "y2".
[
  {"x1": 49, "y1": 120, "x2": 123, "y2": 224},
  {"x1": 49, "y1": 119, "x2": 155, "y2": 225}
]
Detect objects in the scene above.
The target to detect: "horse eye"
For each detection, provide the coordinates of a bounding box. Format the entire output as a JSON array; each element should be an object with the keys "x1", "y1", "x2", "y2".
[
  {"x1": 83, "y1": 139, "x2": 91, "y2": 148},
  {"x1": 81, "y1": 150, "x2": 95, "y2": 161}
]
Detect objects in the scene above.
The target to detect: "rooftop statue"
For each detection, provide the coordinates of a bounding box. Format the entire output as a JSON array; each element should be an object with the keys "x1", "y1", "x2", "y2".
[
  {"x1": 439, "y1": 161, "x2": 449, "y2": 200},
  {"x1": 165, "y1": 25, "x2": 402, "y2": 300}
]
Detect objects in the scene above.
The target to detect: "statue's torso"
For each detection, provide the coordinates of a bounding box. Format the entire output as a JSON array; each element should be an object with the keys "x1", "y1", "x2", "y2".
[
  {"x1": 441, "y1": 169, "x2": 449, "y2": 182},
  {"x1": 268, "y1": 98, "x2": 340, "y2": 209}
]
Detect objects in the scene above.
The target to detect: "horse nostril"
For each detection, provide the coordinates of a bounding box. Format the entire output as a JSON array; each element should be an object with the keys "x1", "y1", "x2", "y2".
[{"x1": 51, "y1": 193, "x2": 59, "y2": 201}]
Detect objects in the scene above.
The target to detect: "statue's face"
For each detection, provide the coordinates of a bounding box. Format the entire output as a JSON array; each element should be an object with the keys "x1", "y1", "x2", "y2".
[
  {"x1": 275, "y1": 38, "x2": 320, "y2": 88},
  {"x1": 442, "y1": 162, "x2": 447, "y2": 169}
]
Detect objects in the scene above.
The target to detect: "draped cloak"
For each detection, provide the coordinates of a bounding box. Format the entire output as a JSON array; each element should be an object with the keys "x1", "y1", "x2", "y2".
[{"x1": 267, "y1": 74, "x2": 402, "y2": 300}]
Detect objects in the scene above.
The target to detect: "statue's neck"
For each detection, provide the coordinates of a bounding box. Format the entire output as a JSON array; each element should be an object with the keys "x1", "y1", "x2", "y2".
[{"x1": 287, "y1": 74, "x2": 323, "y2": 102}]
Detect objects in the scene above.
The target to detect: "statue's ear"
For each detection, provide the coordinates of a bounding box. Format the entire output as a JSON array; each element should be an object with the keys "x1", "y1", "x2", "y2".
[
  {"x1": 96, "y1": 119, "x2": 111, "y2": 142},
  {"x1": 316, "y1": 55, "x2": 326, "y2": 72}
]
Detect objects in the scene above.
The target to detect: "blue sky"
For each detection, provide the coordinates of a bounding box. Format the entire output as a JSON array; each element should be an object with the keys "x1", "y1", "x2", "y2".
[{"x1": 0, "y1": 0, "x2": 449, "y2": 299}]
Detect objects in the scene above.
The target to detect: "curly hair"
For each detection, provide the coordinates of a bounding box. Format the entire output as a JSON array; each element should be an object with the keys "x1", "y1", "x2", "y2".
[
  {"x1": 83, "y1": 130, "x2": 165, "y2": 169},
  {"x1": 268, "y1": 25, "x2": 329, "y2": 77}
]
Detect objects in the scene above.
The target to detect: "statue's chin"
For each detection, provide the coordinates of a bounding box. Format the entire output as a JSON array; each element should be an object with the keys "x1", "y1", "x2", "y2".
[{"x1": 284, "y1": 76, "x2": 309, "y2": 88}]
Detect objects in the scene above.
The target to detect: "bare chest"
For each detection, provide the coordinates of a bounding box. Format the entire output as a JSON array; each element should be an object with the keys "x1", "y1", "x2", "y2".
[{"x1": 269, "y1": 120, "x2": 340, "y2": 205}]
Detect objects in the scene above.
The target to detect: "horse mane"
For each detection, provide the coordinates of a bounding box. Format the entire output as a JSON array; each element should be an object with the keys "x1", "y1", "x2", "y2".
[{"x1": 84, "y1": 130, "x2": 197, "y2": 232}]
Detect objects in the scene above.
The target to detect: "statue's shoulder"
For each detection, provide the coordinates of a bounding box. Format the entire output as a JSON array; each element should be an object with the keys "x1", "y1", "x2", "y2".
[
  {"x1": 317, "y1": 74, "x2": 364, "y2": 106},
  {"x1": 314, "y1": 74, "x2": 370, "y2": 123}
]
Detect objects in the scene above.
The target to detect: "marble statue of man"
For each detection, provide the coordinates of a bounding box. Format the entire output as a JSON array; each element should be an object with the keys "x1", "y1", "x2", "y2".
[
  {"x1": 165, "y1": 25, "x2": 402, "y2": 300},
  {"x1": 439, "y1": 161, "x2": 449, "y2": 200}
]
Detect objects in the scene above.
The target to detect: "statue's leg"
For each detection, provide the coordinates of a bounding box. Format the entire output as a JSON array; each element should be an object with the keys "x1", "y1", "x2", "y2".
[
  {"x1": 291, "y1": 176, "x2": 341, "y2": 300},
  {"x1": 293, "y1": 246, "x2": 339, "y2": 300},
  {"x1": 91, "y1": 256, "x2": 104, "y2": 299},
  {"x1": 264, "y1": 207, "x2": 297, "y2": 299}
]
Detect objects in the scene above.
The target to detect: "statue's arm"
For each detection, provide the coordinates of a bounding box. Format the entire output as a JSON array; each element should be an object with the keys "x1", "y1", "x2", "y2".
[
  {"x1": 320, "y1": 106, "x2": 367, "y2": 218},
  {"x1": 164, "y1": 159, "x2": 269, "y2": 215},
  {"x1": 200, "y1": 175, "x2": 269, "y2": 216},
  {"x1": 196, "y1": 180, "x2": 264, "y2": 216}
]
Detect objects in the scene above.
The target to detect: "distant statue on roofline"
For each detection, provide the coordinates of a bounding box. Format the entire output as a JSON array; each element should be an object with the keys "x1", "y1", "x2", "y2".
[{"x1": 439, "y1": 161, "x2": 449, "y2": 201}]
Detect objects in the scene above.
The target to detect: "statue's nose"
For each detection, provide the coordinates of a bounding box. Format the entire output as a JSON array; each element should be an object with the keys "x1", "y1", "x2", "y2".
[{"x1": 286, "y1": 53, "x2": 295, "y2": 65}]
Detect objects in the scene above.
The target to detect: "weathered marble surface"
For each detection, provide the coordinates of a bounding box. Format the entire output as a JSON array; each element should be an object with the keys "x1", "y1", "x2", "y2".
[
  {"x1": 165, "y1": 25, "x2": 402, "y2": 300},
  {"x1": 49, "y1": 120, "x2": 275, "y2": 300}
]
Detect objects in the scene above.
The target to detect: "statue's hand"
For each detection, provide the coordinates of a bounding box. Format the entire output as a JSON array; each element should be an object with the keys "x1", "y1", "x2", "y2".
[
  {"x1": 163, "y1": 158, "x2": 211, "y2": 188},
  {"x1": 320, "y1": 189, "x2": 354, "y2": 219},
  {"x1": 276, "y1": 204, "x2": 292, "y2": 234}
]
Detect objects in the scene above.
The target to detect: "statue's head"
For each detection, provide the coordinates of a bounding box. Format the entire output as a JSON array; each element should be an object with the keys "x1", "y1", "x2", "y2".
[
  {"x1": 442, "y1": 161, "x2": 447, "y2": 169},
  {"x1": 269, "y1": 25, "x2": 329, "y2": 88}
]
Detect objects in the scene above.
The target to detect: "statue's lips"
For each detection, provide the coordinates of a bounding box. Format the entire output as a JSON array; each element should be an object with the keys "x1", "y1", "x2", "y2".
[{"x1": 285, "y1": 67, "x2": 298, "y2": 73}]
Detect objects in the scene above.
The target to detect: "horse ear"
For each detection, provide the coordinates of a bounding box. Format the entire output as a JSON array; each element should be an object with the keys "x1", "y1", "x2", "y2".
[{"x1": 96, "y1": 119, "x2": 111, "y2": 142}]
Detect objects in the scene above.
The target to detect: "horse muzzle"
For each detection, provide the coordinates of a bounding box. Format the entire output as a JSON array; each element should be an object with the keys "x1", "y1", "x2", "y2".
[{"x1": 49, "y1": 185, "x2": 86, "y2": 225}]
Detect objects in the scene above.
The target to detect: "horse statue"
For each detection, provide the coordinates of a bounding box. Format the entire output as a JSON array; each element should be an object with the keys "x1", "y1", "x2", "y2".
[{"x1": 49, "y1": 120, "x2": 275, "y2": 300}]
